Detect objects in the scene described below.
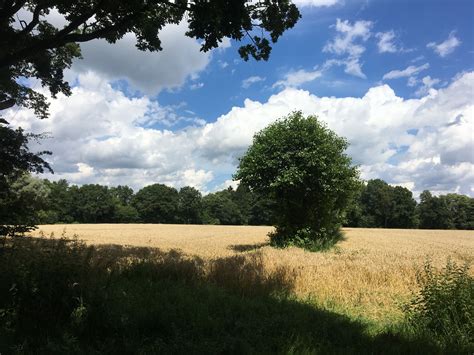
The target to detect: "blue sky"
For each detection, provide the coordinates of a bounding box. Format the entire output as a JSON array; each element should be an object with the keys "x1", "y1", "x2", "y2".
[
  {"x1": 159, "y1": 0, "x2": 473, "y2": 121},
  {"x1": 8, "y1": 0, "x2": 474, "y2": 196}
]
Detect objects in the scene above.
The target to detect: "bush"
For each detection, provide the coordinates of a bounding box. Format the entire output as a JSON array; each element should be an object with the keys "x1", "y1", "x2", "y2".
[
  {"x1": 235, "y1": 111, "x2": 359, "y2": 251},
  {"x1": 404, "y1": 259, "x2": 474, "y2": 353},
  {"x1": 269, "y1": 226, "x2": 344, "y2": 251}
]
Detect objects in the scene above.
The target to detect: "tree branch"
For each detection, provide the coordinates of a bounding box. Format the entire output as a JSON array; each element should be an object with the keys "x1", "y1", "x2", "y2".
[
  {"x1": 0, "y1": 0, "x2": 26, "y2": 21},
  {"x1": 0, "y1": 98, "x2": 15, "y2": 111},
  {"x1": 19, "y1": 4, "x2": 43, "y2": 34}
]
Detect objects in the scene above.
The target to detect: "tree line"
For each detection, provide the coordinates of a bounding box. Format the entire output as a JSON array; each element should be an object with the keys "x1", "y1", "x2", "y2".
[
  {"x1": 345, "y1": 179, "x2": 473, "y2": 230},
  {"x1": 7, "y1": 175, "x2": 472, "y2": 230},
  {"x1": 29, "y1": 178, "x2": 274, "y2": 226}
]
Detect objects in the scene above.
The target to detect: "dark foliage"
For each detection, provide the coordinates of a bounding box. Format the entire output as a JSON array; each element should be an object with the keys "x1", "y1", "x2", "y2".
[
  {"x1": 417, "y1": 191, "x2": 474, "y2": 230},
  {"x1": 132, "y1": 183, "x2": 180, "y2": 223},
  {"x1": 346, "y1": 179, "x2": 418, "y2": 228},
  {"x1": 0, "y1": 120, "x2": 52, "y2": 237},
  {"x1": 235, "y1": 111, "x2": 359, "y2": 250}
]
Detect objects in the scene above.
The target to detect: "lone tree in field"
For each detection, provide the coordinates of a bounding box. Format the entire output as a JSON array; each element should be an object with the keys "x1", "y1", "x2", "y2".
[{"x1": 235, "y1": 112, "x2": 359, "y2": 251}]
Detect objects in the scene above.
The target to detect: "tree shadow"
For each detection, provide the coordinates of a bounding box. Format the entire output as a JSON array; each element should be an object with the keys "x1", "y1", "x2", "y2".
[
  {"x1": 228, "y1": 242, "x2": 269, "y2": 253},
  {"x1": 0, "y1": 236, "x2": 441, "y2": 354}
]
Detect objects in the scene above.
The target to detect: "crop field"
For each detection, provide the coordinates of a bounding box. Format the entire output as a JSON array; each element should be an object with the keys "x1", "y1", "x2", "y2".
[{"x1": 32, "y1": 225, "x2": 474, "y2": 325}]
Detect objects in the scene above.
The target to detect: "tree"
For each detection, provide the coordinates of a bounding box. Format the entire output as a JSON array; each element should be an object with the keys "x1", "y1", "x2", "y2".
[
  {"x1": 232, "y1": 183, "x2": 275, "y2": 225},
  {"x1": 343, "y1": 180, "x2": 365, "y2": 227},
  {"x1": 248, "y1": 195, "x2": 275, "y2": 225},
  {"x1": 1, "y1": 0, "x2": 300, "y2": 117},
  {"x1": 443, "y1": 194, "x2": 474, "y2": 230},
  {"x1": 389, "y1": 186, "x2": 417, "y2": 228},
  {"x1": 235, "y1": 111, "x2": 359, "y2": 250},
  {"x1": 132, "y1": 183, "x2": 179, "y2": 223},
  {"x1": 38, "y1": 178, "x2": 74, "y2": 224},
  {"x1": 109, "y1": 185, "x2": 139, "y2": 223},
  {"x1": 110, "y1": 185, "x2": 134, "y2": 206},
  {"x1": 73, "y1": 184, "x2": 116, "y2": 223},
  {"x1": 202, "y1": 190, "x2": 245, "y2": 225},
  {"x1": 177, "y1": 186, "x2": 202, "y2": 224},
  {"x1": 0, "y1": 174, "x2": 50, "y2": 236},
  {"x1": 355, "y1": 180, "x2": 417, "y2": 228},
  {"x1": 0, "y1": 120, "x2": 52, "y2": 236},
  {"x1": 113, "y1": 204, "x2": 140, "y2": 223},
  {"x1": 360, "y1": 179, "x2": 392, "y2": 228},
  {"x1": 417, "y1": 191, "x2": 454, "y2": 229}
]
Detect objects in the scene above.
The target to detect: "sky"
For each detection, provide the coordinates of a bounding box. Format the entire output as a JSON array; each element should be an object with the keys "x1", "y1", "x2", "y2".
[{"x1": 7, "y1": 0, "x2": 474, "y2": 197}]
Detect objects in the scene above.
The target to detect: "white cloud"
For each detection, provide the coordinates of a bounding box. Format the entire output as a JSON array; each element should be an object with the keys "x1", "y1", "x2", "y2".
[
  {"x1": 323, "y1": 19, "x2": 373, "y2": 78},
  {"x1": 407, "y1": 76, "x2": 418, "y2": 87},
  {"x1": 324, "y1": 19, "x2": 372, "y2": 57},
  {"x1": 212, "y1": 179, "x2": 240, "y2": 193},
  {"x1": 241, "y1": 76, "x2": 266, "y2": 88},
  {"x1": 376, "y1": 31, "x2": 397, "y2": 53},
  {"x1": 273, "y1": 69, "x2": 322, "y2": 88},
  {"x1": 197, "y1": 73, "x2": 474, "y2": 195},
  {"x1": 7, "y1": 71, "x2": 474, "y2": 196},
  {"x1": 292, "y1": 0, "x2": 340, "y2": 7},
  {"x1": 190, "y1": 82, "x2": 204, "y2": 90},
  {"x1": 410, "y1": 55, "x2": 425, "y2": 63},
  {"x1": 427, "y1": 31, "x2": 461, "y2": 57},
  {"x1": 72, "y1": 21, "x2": 211, "y2": 95},
  {"x1": 383, "y1": 63, "x2": 430, "y2": 80},
  {"x1": 218, "y1": 60, "x2": 229, "y2": 69},
  {"x1": 415, "y1": 76, "x2": 440, "y2": 97}
]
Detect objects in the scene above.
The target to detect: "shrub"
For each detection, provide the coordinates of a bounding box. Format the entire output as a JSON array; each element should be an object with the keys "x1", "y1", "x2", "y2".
[{"x1": 404, "y1": 259, "x2": 474, "y2": 353}]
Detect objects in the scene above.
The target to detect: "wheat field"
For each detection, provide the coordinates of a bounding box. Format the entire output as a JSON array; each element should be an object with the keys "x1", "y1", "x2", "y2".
[{"x1": 32, "y1": 224, "x2": 474, "y2": 323}]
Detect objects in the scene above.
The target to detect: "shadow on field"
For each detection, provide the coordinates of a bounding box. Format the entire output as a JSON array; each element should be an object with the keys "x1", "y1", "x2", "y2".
[
  {"x1": 228, "y1": 242, "x2": 268, "y2": 253},
  {"x1": 0, "y1": 235, "x2": 440, "y2": 354}
]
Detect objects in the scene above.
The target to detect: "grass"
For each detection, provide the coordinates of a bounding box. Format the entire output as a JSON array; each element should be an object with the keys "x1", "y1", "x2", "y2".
[
  {"x1": 1, "y1": 225, "x2": 469, "y2": 353},
  {"x1": 0, "y1": 235, "x2": 458, "y2": 354},
  {"x1": 31, "y1": 225, "x2": 474, "y2": 323}
]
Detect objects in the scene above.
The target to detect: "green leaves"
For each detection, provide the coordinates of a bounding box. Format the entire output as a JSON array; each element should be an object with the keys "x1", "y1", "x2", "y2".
[
  {"x1": 235, "y1": 111, "x2": 359, "y2": 250},
  {"x1": 405, "y1": 259, "x2": 474, "y2": 352}
]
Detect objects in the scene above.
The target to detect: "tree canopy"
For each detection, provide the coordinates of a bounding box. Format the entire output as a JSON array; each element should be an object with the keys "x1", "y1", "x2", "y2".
[
  {"x1": 0, "y1": 0, "x2": 300, "y2": 118},
  {"x1": 132, "y1": 183, "x2": 179, "y2": 223},
  {"x1": 354, "y1": 179, "x2": 417, "y2": 228},
  {"x1": 235, "y1": 111, "x2": 360, "y2": 250},
  {"x1": 0, "y1": 122, "x2": 52, "y2": 236}
]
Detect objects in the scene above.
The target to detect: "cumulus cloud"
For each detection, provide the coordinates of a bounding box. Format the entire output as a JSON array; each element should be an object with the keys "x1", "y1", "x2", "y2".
[
  {"x1": 7, "y1": 71, "x2": 474, "y2": 196},
  {"x1": 376, "y1": 31, "x2": 397, "y2": 53},
  {"x1": 427, "y1": 31, "x2": 461, "y2": 57},
  {"x1": 323, "y1": 19, "x2": 373, "y2": 78},
  {"x1": 242, "y1": 76, "x2": 266, "y2": 88},
  {"x1": 383, "y1": 63, "x2": 430, "y2": 80},
  {"x1": 414, "y1": 76, "x2": 440, "y2": 97},
  {"x1": 273, "y1": 69, "x2": 322, "y2": 88},
  {"x1": 72, "y1": 21, "x2": 211, "y2": 95}
]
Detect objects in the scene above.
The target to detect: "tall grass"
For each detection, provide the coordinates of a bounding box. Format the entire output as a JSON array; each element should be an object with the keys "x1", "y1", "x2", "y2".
[{"x1": 0, "y1": 234, "x2": 445, "y2": 354}]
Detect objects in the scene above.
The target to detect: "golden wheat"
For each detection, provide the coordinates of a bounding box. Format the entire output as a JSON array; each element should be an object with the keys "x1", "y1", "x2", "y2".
[{"x1": 32, "y1": 224, "x2": 474, "y2": 323}]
